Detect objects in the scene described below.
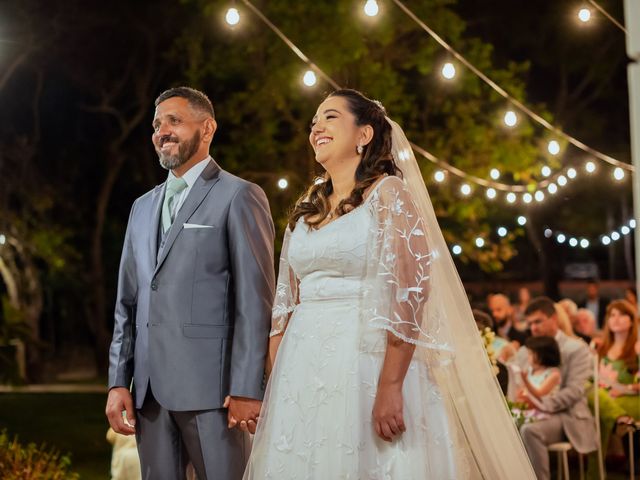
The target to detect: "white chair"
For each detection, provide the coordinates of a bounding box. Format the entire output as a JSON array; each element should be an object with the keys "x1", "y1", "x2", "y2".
[
  {"x1": 547, "y1": 353, "x2": 605, "y2": 480},
  {"x1": 626, "y1": 420, "x2": 639, "y2": 480}
]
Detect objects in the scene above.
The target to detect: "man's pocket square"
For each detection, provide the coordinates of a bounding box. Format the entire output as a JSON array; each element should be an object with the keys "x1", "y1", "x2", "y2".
[{"x1": 183, "y1": 223, "x2": 215, "y2": 229}]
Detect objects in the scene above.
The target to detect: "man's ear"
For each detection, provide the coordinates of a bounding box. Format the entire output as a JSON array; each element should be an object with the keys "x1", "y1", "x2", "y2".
[{"x1": 203, "y1": 117, "x2": 217, "y2": 142}]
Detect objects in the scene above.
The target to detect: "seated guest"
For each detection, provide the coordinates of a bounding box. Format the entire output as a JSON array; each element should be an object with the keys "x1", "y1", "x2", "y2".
[
  {"x1": 473, "y1": 309, "x2": 516, "y2": 364},
  {"x1": 579, "y1": 279, "x2": 609, "y2": 329},
  {"x1": 510, "y1": 297, "x2": 597, "y2": 480},
  {"x1": 489, "y1": 293, "x2": 530, "y2": 348},
  {"x1": 558, "y1": 298, "x2": 578, "y2": 323},
  {"x1": 586, "y1": 299, "x2": 640, "y2": 478},
  {"x1": 555, "y1": 302, "x2": 579, "y2": 339},
  {"x1": 624, "y1": 285, "x2": 637, "y2": 306},
  {"x1": 574, "y1": 308, "x2": 598, "y2": 344},
  {"x1": 515, "y1": 286, "x2": 532, "y2": 328}
]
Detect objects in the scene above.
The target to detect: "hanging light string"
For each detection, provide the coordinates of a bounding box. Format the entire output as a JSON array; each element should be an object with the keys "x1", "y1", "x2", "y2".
[
  {"x1": 390, "y1": 0, "x2": 633, "y2": 172},
  {"x1": 586, "y1": 0, "x2": 628, "y2": 34},
  {"x1": 236, "y1": 0, "x2": 597, "y2": 196},
  {"x1": 239, "y1": 0, "x2": 340, "y2": 90}
]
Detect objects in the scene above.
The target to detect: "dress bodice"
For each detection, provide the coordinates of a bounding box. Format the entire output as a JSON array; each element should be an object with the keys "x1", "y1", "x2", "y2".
[{"x1": 288, "y1": 203, "x2": 371, "y2": 303}]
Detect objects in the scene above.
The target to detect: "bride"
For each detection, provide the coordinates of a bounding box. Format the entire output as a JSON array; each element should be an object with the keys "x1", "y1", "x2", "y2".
[{"x1": 243, "y1": 89, "x2": 535, "y2": 479}]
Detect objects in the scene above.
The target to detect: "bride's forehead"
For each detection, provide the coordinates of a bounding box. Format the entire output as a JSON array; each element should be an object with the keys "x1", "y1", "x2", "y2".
[{"x1": 315, "y1": 96, "x2": 348, "y2": 115}]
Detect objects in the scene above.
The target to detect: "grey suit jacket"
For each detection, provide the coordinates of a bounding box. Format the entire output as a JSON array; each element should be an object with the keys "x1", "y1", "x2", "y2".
[
  {"x1": 108, "y1": 160, "x2": 275, "y2": 411},
  {"x1": 511, "y1": 331, "x2": 598, "y2": 453}
]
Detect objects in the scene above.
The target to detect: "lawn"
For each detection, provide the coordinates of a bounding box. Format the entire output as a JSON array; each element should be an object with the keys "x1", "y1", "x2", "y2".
[{"x1": 0, "y1": 393, "x2": 111, "y2": 479}]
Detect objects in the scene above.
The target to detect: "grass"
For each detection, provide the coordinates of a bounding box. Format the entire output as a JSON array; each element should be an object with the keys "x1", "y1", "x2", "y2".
[{"x1": 0, "y1": 393, "x2": 111, "y2": 480}]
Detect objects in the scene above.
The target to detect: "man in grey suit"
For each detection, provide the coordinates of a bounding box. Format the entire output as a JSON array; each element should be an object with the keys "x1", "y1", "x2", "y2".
[
  {"x1": 106, "y1": 87, "x2": 275, "y2": 480},
  {"x1": 510, "y1": 296, "x2": 597, "y2": 480}
]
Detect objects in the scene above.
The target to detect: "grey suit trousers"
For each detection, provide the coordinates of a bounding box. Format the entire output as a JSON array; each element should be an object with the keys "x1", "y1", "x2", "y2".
[
  {"x1": 136, "y1": 388, "x2": 250, "y2": 480},
  {"x1": 519, "y1": 416, "x2": 565, "y2": 480}
]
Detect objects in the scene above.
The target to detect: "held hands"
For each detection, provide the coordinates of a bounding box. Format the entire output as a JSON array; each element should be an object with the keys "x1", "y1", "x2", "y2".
[
  {"x1": 105, "y1": 387, "x2": 136, "y2": 435},
  {"x1": 224, "y1": 396, "x2": 262, "y2": 434},
  {"x1": 372, "y1": 383, "x2": 406, "y2": 442}
]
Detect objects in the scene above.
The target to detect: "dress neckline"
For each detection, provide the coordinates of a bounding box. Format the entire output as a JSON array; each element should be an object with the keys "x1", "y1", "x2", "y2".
[{"x1": 304, "y1": 175, "x2": 395, "y2": 232}]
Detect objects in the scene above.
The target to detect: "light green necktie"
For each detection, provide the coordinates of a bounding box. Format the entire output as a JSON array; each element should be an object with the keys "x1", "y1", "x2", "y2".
[{"x1": 162, "y1": 177, "x2": 187, "y2": 233}]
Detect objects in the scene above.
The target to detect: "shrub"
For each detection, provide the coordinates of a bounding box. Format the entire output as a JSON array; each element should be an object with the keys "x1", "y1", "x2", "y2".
[{"x1": 0, "y1": 430, "x2": 79, "y2": 479}]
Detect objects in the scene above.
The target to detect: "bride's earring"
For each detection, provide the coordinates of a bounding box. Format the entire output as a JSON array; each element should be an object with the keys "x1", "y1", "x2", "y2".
[{"x1": 356, "y1": 144, "x2": 364, "y2": 155}]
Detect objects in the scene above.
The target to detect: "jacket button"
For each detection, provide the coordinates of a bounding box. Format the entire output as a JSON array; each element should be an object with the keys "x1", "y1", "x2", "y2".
[{"x1": 151, "y1": 282, "x2": 158, "y2": 291}]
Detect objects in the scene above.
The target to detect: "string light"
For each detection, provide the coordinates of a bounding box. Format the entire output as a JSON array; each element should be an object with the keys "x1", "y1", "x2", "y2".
[
  {"x1": 621, "y1": 225, "x2": 631, "y2": 235},
  {"x1": 613, "y1": 167, "x2": 625, "y2": 181},
  {"x1": 506, "y1": 192, "x2": 517, "y2": 203},
  {"x1": 490, "y1": 168, "x2": 500, "y2": 180},
  {"x1": 547, "y1": 217, "x2": 636, "y2": 249},
  {"x1": 303, "y1": 70, "x2": 317, "y2": 87},
  {"x1": 569, "y1": 237, "x2": 578, "y2": 247},
  {"x1": 585, "y1": 161, "x2": 596, "y2": 173},
  {"x1": 557, "y1": 175, "x2": 568, "y2": 187},
  {"x1": 486, "y1": 188, "x2": 497, "y2": 199},
  {"x1": 475, "y1": 237, "x2": 485, "y2": 248},
  {"x1": 630, "y1": 219, "x2": 637, "y2": 228},
  {"x1": 0, "y1": 234, "x2": 5, "y2": 245},
  {"x1": 452, "y1": 244, "x2": 462, "y2": 255},
  {"x1": 578, "y1": 8, "x2": 592, "y2": 23},
  {"x1": 441, "y1": 62, "x2": 456, "y2": 80},
  {"x1": 547, "y1": 140, "x2": 560, "y2": 155},
  {"x1": 517, "y1": 216, "x2": 527, "y2": 226},
  {"x1": 602, "y1": 236, "x2": 611, "y2": 245},
  {"x1": 541, "y1": 165, "x2": 552, "y2": 177},
  {"x1": 523, "y1": 193, "x2": 532, "y2": 204},
  {"x1": 557, "y1": 233, "x2": 566, "y2": 243},
  {"x1": 611, "y1": 231, "x2": 621, "y2": 241},
  {"x1": 497, "y1": 227, "x2": 508, "y2": 237},
  {"x1": 434, "y1": 170, "x2": 446, "y2": 182},
  {"x1": 225, "y1": 7, "x2": 241, "y2": 25},
  {"x1": 547, "y1": 183, "x2": 558, "y2": 194},
  {"x1": 567, "y1": 167, "x2": 577, "y2": 179},
  {"x1": 277, "y1": 178, "x2": 288, "y2": 189},
  {"x1": 580, "y1": 238, "x2": 589, "y2": 248},
  {"x1": 364, "y1": 0, "x2": 379, "y2": 17},
  {"x1": 460, "y1": 183, "x2": 472, "y2": 196},
  {"x1": 503, "y1": 111, "x2": 518, "y2": 127},
  {"x1": 534, "y1": 191, "x2": 544, "y2": 202},
  {"x1": 544, "y1": 228, "x2": 552, "y2": 238}
]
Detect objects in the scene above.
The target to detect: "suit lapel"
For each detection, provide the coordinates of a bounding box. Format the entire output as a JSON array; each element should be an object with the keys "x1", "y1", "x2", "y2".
[
  {"x1": 154, "y1": 160, "x2": 221, "y2": 274},
  {"x1": 148, "y1": 184, "x2": 164, "y2": 267}
]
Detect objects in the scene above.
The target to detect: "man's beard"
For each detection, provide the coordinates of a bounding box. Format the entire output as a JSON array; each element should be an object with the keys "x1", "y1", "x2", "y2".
[{"x1": 157, "y1": 130, "x2": 201, "y2": 170}]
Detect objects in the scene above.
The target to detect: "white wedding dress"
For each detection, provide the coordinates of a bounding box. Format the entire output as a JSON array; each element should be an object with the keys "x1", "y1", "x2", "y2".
[{"x1": 244, "y1": 177, "x2": 473, "y2": 479}]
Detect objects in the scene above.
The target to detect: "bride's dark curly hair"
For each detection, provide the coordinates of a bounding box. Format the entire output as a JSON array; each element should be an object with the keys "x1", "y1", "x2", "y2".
[{"x1": 289, "y1": 89, "x2": 400, "y2": 230}]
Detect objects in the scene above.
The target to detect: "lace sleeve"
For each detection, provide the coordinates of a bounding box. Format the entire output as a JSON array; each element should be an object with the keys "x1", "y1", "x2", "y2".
[
  {"x1": 363, "y1": 176, "x2": 453, "y2": 353},
  {"x1": 270, "y1": 226, "x2": 298, "y2": 336}
]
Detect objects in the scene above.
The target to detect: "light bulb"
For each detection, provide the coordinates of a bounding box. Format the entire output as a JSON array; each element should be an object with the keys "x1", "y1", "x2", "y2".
[
  {"x1": 535, "y1": 191, "x2": 545, "y2": 202},
  {"x1": 544, "y1": 229, "x2": 553, "y2": 238},
  {"x1": 541, "y1": 165, "x2": 552, "y2": 177},
  {"x1": 441, "y1": 62, "x2": 456, "y2": 80},
  {"x1": 578, "y1": 8, "x2": 591, "y2": 22},
  {"x1": 364, "y1": 0, "x2": 379, "y2": 17},
  {"x1": 0, "y1": 234, "x2": 5, "y2": 245},
  {"x1": 452, "y1": 244, "x2": 462, "y2": 255},
  {"x1": 506, "y1": 192, "x2": 517, "y2": 204},
  {"x1": 486, "y1": 188, "x2": 496, "y2": 199},
  {"x1": 580, "y1": 239, "x2": 589, "y2": 248},
  {"x1": 497, "y1": 227, "x2": 508, "y2": 237},
  {"x1": 585, "y1": 161, "x2": 596, "y2": 173},
  {"x1": 614, "y1": 167, "x2": 625, "y2": 181},
  {"x1": 548, "y1": 183, "x2": 558, "y2": 194},
  {"x1": 490, "y1": 168, "x2": 500, "y2": 180},
  {"x1": 557, "y1": 233, "x2": 566, "y2": 244},
  {"x1": 475, "y1": 237, "x2": 485, "y2": 248},
  {"x1": 277, "y1": 178, "x2": 288, "y2": 190},
  {"x1": 434, "y1": 170, "x2": 445, "y2": 182},
  {"x1": 621, "y1": 226, "x2": 631, "y2": 235},
  {"x1": 548, "y1": 140, "x2": 560, "y2": 155},
  {"x1": 567, "y1": 167, "x2": 577, "y2": 179},
  {"x1": 630, "y1": 219, "x2": 636, "y2": 228},
  {"x1": 504, "y1": 110, "x2": 518, "y2": 127},
  {"x1": 611, "y1": 231, "x2": 621, "y2": 241},
  {"x1": 517, "y1": 216, "x2": 527, "y2": 226},
  {"x1": 602, "y1": 236, "x2": 611, "y2": 245},
  {"x1": 225, "y1": 7, "x2": 240, "y2": 25},
  {"x1": 460, "y1": 183, "x2": 472, "y2": 196},
  {"x1": 523, "y1": 193, "x2": 533, "y2": 204},
  {"x1": 303, "y1": 70, "x2": 317, "y2": 87},
  {"x1": 569, "y1": 238, "x2": 578, "y2": 247},
  {"x1": 557, "y1": 175, "x2": 567, "y2": 186}
]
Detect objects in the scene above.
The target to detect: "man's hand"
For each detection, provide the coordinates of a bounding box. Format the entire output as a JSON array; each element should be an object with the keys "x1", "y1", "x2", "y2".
[
  {"x1": 372, "y1": 383, "x2": 406, "y2": 442},
  {"x1": 224, "y1": 396, "x2": 262, "y2": 434},
  {"x1": 106, "y1": 387, "x2": 136, "y2": 435}
]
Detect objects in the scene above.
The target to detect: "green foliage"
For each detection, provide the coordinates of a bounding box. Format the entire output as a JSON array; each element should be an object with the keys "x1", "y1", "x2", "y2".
[
  {"x1": 0, "y1": 430, "x2": 79, "y2": 480},
  {"x1": 171, "y1": 0, "x2": 554, "y2": 271}
]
